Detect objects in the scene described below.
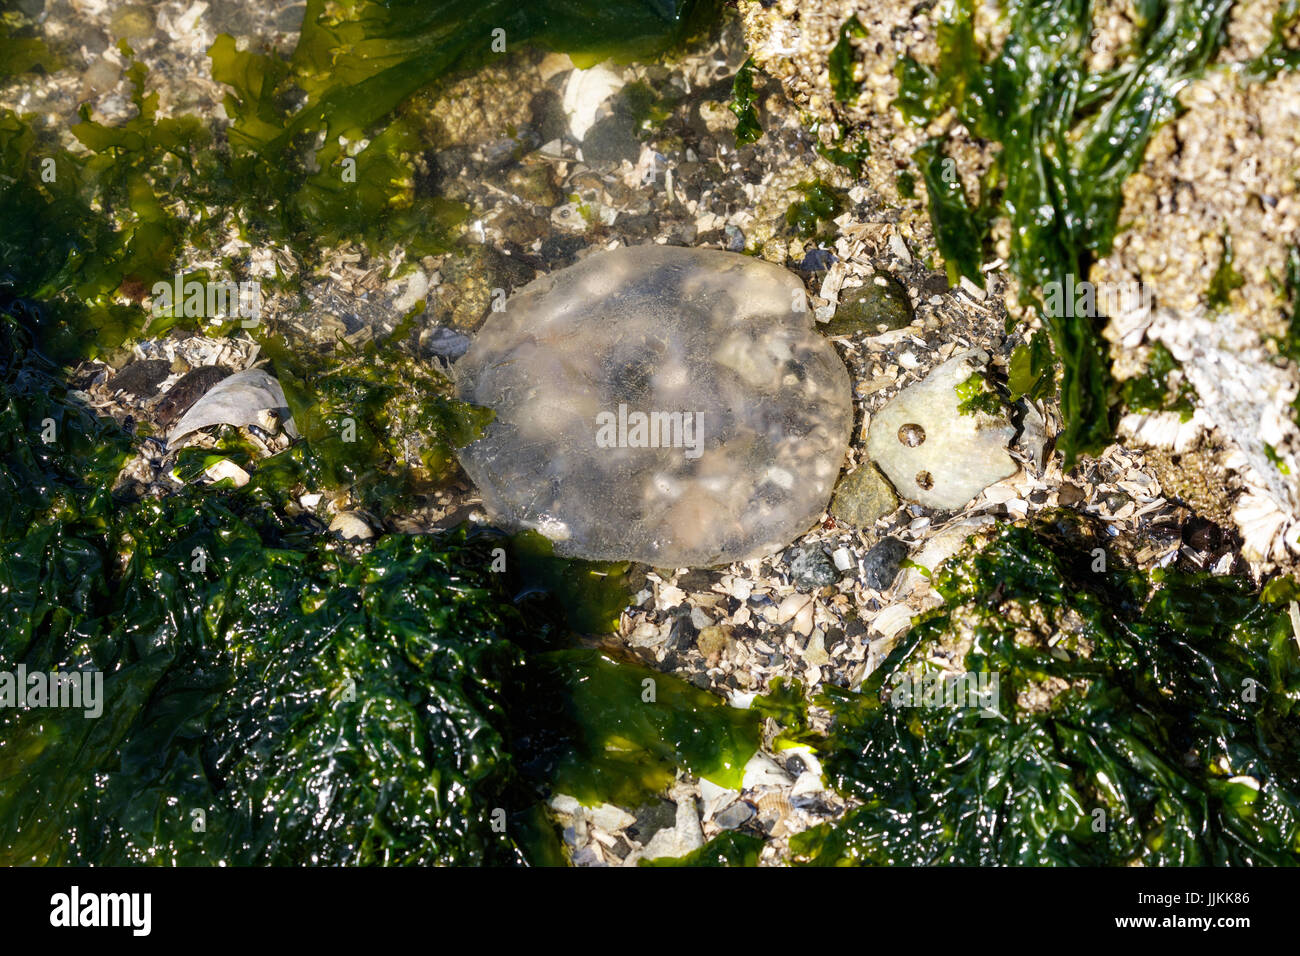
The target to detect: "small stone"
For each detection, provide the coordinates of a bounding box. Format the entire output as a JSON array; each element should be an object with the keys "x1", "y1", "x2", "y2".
[
  {"x1": 1057, "y1": 482, "x2": 1086, "y2": 506},
  {"x1": 697, "y1": 624, "x2": 730, "y2": 661},
  {"x1": 714, "y1": 801, "x2": 755, "y2": 830},
  {"x1": 329, "y1": 512, "x2": 374, "y2": 541},
  {"x1": 830, "y1": 461, "x2": 898, "y2": 528},
  {"x1": 505, "y1": 163, "x2": 562, "y2": 207},
  {"x1": 831, "y1": 546, "x2": 854, "y2": 571},
  {"x1": 204, "y1": 459, "x2": 250, "y2": 488},
  {"x1": 589, "y1": 804, "x2": 636, "y2": 831},
  {"x1": 627, "y1": 799, "x2": 677, "y2": 843},
  {"x1": 866, "y1": 349, "x2": 1016, "y2": 509},
  {"x1": 819, "y1": 271, "x2": 914, "y2": 336},
  {"x1": 862, "y1": 536, "x2": 909, "y2": 591},
  {"x1": 437, "y1": 246, "x2": 536, "y2": 332},
  {"x1": 582, "y1": 109, "x2": 640, "y2": 165},
  {"x1": 153, "y1": 365, "x2": 231, "y2": 429},
  {"x1": 110, "y1": 4, "x2": 154, "y2": 40},
  {"x1": 109, "y1": 359, "x2": 171, "y2": 398},
  {"x1": 787, "y1": 544, "x2": 837, "y2": 590}
]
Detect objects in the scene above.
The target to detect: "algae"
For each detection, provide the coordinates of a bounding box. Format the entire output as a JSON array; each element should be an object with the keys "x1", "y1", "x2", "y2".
[
  {"x1": 790, "y1": 517, "x2": 1300, "y2": 866},
  {"x1": 897, "y1": 0, "x2": 1237, "y2": 464}
]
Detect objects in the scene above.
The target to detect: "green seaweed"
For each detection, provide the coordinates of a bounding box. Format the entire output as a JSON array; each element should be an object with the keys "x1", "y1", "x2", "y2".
[
  {"x1": 914, "y1": 137, "x2": 985, "y2": 289},
  {"x1": 515, "y1": 649, "x2": 760, "y2": 806},
  {"x1": 829, "y1": 15, "x2": 869, "y2": 104},
  {"x1": 1008, "y1": 329, "x2": 1057, "y2": 402},
  {"x1": 955, "y1": 371, "x2": 1006, "y2": 417},
  {"x1": 0, "y1": 17, "x2": 58, "y2": 78},
  {"x1": 896, "y1": 0, "x2": 1236, "y2": 464},
  {"x1": 1207, "y1": 232, "x2": 1246, "y2": 309},
  {"x1": 0, "y1": 298, "x2": 765, "y2": 865},
  {"x1": 730, "y1": 56, "x2": 763, "y2": 146},
  {"x1": 791, "y1": 517, "x2": 1300, "y2": 866},
  {"x1": 786, "y1": 179, "x2": 846, "y2": 239},
  {"x1": 1120, "y1": 340, "x2": 1197, "y2": 422}
]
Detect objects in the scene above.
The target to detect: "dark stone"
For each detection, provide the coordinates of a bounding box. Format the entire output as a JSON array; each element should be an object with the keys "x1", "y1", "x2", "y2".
[
  {"x1": 153, "y1": 365, "x2": 231, "y2": 429},
  {"x1": 862, "y1": 536, "x2": 909, "y2": 591},
  {"x1": 109, "y1": 359, "x2": 171, "y2": 398},
  {"x1": 538, "y1": 234, "x2": 589, "y2": 268},
  {"x1": 820, "y1": 271, "x2": 914, "y2": 337},
  {"x1": 583, "y1": 111, "x2": 640, "y2": 166},
  {"x1": 714, "y1": 801, "x2": 755, "y2": 830},
  {"x1": 627, "y1": 799, "x2": 677, "y2": 842},
  {"x1": 529, "y1": 89, "x2": 567, "y2": 144},
  {"x1": 799, "y1": 248, "x2": 837, "y2": 273},
  {"x1": 787, "y1": 545, "x2": 837, "y2": 590},
  {"x1": 920, "y1": 272, "x2": 950, "y2": 296},
  {"x1": 617, "y1": 212, "x2": 659, "y2": 240}
]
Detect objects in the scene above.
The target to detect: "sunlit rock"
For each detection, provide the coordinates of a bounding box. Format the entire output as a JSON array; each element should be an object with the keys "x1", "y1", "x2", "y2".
[
  {"x1": 866, "y1": 349, "x2": 1016, "y2": 510},
  {"x1": 454, "y1": 244, "x2": 853, "y2": 566}
]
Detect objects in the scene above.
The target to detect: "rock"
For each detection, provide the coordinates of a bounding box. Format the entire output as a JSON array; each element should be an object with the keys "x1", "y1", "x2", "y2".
[
  {"x1": 562, "y1": 64, "x2": 624, "y2": 142},
  {"x1": 639, "y1": 790, "x2": 704, "y2": 860},
  {"x1": 329, "y1": 512, "x2": 375, "y2": 541},
  {"x1": 787, "y1": 545, "x2": 837, "y2": 590},
  {"x1": 819, "y1": 271, "x2": 913, "y2": 336},
  {"x1": 204, "y1": 459, "x2": 250, "y2": 488},
  {"x1": 455, "y1": 244, "x2": 853, "y2": 566},
  {"x1": 153, "y1": 365, "x2": 231, "y2": 429},
  {"x1": 866, "y1": 349, "x2": 1017, "y2": 509},
  {"x1": 109, "y1": 359, "x2": 171, "y2": 398},
  {"x1": 862, "y1": 536, "x2": 908, "y2": 591},
  {"x1": 714, "y1": 801, "x2": 756, "y2": 830},
  {"x1": 627, "y1": 799, "x2": 677, "y2": 843},
  {"x1": 437, "y1": 246, "x2": 536, "y2": 332},
  {"x1": 589, "y1": 804, "x2": 636, "y2": 832},
  {"x1": 419, "y1": 326, "x2": 472, "y2": 364},
  {"x1": 830, "y1": 461, "x2": 897, "y2": 527},
  {"x1": 696, "y1": 624, "x2": 730, "y2": 661},
  {"x1": 583, "y1": 109, "x2": 640, "y2": 166}
]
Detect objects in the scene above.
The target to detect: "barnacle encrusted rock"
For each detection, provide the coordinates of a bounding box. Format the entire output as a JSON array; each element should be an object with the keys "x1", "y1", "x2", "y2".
[
  {"x1": 866, "y1": 349, "x2": 1016, "y2": 510},
  {"x1": 454, "y1": 244, "x2": 854, "y2": 566}
]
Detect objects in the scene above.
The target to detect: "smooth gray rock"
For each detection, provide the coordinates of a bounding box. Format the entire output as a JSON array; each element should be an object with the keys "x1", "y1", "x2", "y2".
[{"x1": 455, "y1": 244, "x2": 853, "y2": 567}]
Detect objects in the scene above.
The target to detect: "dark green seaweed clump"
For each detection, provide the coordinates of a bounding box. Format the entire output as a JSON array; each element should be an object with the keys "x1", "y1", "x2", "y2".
[
  {"x1": 0, "y1": 302, "x2": 761, "y2": 864},
  {"x1": 896, "y1": 0, "x2": 1239, "y2": 464},
  {"x1": 793, "y1": 517, "x2": 1300, "y2": 865}
]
